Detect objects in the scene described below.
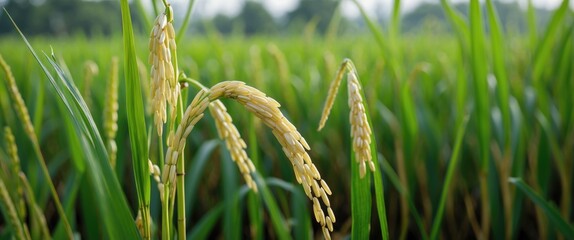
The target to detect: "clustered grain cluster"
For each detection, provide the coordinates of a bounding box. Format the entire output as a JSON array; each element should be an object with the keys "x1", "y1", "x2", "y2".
[
  {"x1": 347, "y1": 72, "x2": 374, "y2": 178},
  {"x1": 209, "y1": 100, "x2": 258, "y2": 192},
  {"x1": 149, "y1": 6, "x2": 178, "y2": 136}
]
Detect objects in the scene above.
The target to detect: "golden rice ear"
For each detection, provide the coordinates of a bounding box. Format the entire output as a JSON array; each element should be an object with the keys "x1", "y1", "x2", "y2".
[
  {"x1": 347, "y1": 71, "x2": 374, "y2": 178},
  {"x1": 209, "y1": 81, "x2": 334, "y2": 239},
  {"x1": 209, "y1": 100, "x2": 258, "y2": 192},
  {"x1": 149, "y1": 9, "x2": 178, "y2": 136},
  {"x1": 317, "y1": 59, "x2": 375, "y2": 178},
  {"x1": 318, "y1": 59, "x2": 347, "y2": 131}
]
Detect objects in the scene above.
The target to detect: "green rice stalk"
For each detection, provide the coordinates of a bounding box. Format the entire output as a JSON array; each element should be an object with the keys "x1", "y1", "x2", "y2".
[
  {"x1": 469, "y1": 0, "x2": 491, "y2": 238},
  {"x1": 485, "y1": 1, "x2": 513, "y2": 238},
  {"x1": 176, "y1": 0, "x2": 197, "y2": 43},
  {"x1": 510, "y1": 178, "x2": 574, "y2": 237},
  {"x1": 430, "y1": 115, "x2": 469, "y2": 240},
  {"x1": 0, "y1": 176, "x2": 28, "y2": 240},
  {"x1": 19, "y1": 173, "x2": 51, "y2": 239}
]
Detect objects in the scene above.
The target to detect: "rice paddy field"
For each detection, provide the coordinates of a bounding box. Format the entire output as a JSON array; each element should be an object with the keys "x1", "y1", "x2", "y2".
[{"x1": 0, "y1": 0, "x2": 573, "y2": 239}]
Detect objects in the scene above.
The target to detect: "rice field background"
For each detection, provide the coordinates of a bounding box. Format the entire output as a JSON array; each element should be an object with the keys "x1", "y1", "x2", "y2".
[{"x1": 0, "y1": 0, "x2": 573, "y2": 239}]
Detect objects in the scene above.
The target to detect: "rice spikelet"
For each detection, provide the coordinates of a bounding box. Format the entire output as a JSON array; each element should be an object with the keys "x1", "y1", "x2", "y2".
[
  {"x1": 149, "y1": 5, "x2": 178, "y2": 136},
  {"x1": 160, "y1": 90, "x2": 210, "y2": 201},
  {"x1": 148, "y1": 159, "x2": 161, "y2": 184},
  {"x1": 103, "y1": 57, "x2": 120, "y2": 168},
  {"x1": 209, "y1": 81, "x2": 334, "y2": 239},
  {"x1": 318, "y1": 59, "x2": 375, "y2": 178},
  {"x1": 209, "y1": 100, "x2": 258, "y2": 192}
]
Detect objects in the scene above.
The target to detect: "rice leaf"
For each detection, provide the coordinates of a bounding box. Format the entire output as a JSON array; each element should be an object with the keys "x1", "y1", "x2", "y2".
[
  {"x1": 253, "y1": 172, "x2": 291, "y2": 240},
  {"x1": 509, "y1": 178, "x2": 574, "y2": 237},
  {"x1": 247, "y1": 116, "x2": 263, "y2": 240},
  {"x1": 186, "y1": 140, "x2": 220, "y2": 219},
  {"x1": 430, "y1": 115, "x2": 469, "y2": 240},
  {"x1": 119, "y1": 0, "x2": 151, "y2": 237},
  {"x1": 221, "y1": 144, "x2": 242, "y2": 239}
]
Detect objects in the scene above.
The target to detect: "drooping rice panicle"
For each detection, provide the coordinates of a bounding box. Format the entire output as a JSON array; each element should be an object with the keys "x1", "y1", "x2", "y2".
[
  {"x1": 149, "y1": 5, "x2": 178, "y2": 136},
  {"x1": 4, "y1": 127, "x2": 26, "y2": 221},
  {"x1": 209, "y1": 100, "x2": 258, "y2": 192},
  {"x1": 161, "y1": 89, "x2": 210, "y2": 201},
  {"x1": 103, "y1": 57, "x2": 120, "y2": 168},
  {"x1": 317, "y1": 60, "x2": 346, "y2": 131},
  {"x1": 209, "y1": 81, "x2": 334, "y2": 239},
  {"x1": 318, "y1": 59, "x2": 374, "y2": 178}
]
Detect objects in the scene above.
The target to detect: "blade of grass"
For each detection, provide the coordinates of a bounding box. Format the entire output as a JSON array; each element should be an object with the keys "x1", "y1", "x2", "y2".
[
  {"x1": 119, "y1": 0, "x2": 151, "y2": 238},
  {"x1": 380, "y1": 157, "x2": 427, "y2": 240},
  {"x1": 221, "y1": 144, "x2": 242, "y2": 239},
  {"x1": 247, "y1": 116, "x2": 263, "y2": 240},
  {"x1": 185, "y1": 140, "x2": 220, "y2": 218},
  {"x1": 509, "y1": 178, "x2": 574, "y2": 237},
  {"x1": 265, "y1": 178, "x2": 312, "y2": 239},
  {"x1": 469, "y1": 1, "x2": 492, "y2": 238},
  {"x1": 351, "y1": 143, "x2": 372, "y2": 239},
  {"x1": 430, "y1": 115, "x2": 469, "y2": 240},
  {"x1": 187, "y1": 186, "x2": 249, "y2": 239},
  {"x1": 176, "y1": 0, "x2": 197, "y2": 43},
  {"x1": 485, "y1": 2, "x2": 514, "y2": 238},
  {"x1": 532, "y1": 0, "x2": 570, "y2": 83},
  {"x1": 253, "y1": 172, "x2": 291, "y2": 240}
]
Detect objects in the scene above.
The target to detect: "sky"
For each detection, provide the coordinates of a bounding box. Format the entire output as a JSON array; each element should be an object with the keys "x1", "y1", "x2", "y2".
[{"x1": 184, "y1": 0, "x2": 571, "y2": 19}]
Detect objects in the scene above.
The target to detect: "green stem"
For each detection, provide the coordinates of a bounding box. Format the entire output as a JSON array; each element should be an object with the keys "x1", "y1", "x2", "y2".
[
  {"x1": 430, "y1": 116, "x2": 469, "y2": 240},
  {"x1": 32, "y1": 142, "x2": 73, "y2": 239},
  {"x1": 176, "y1": 95, "x2": 185, "y2": 240},
  {"x1": 163, "y1": 186, "x2": 171, "y2": 240},
  {"x1": 176, "y1": 0, "x2": 197, "y2": 43}
]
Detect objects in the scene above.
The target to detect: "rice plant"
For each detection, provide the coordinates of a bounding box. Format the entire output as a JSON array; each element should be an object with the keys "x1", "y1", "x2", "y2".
[{"x1": 1, "y1": 0, "x2": 574, "y2": 239}]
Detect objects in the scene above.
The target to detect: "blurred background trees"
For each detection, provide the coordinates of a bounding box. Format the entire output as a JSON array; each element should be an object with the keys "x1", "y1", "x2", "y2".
[{"x1": 0, "y1": 0, "x2": 553, "y2": 37}]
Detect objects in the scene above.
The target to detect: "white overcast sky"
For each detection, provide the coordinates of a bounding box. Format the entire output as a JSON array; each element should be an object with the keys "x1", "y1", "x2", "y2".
[{"x1": 182, "y1": 0, "x2": 571, "y2": 19}]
